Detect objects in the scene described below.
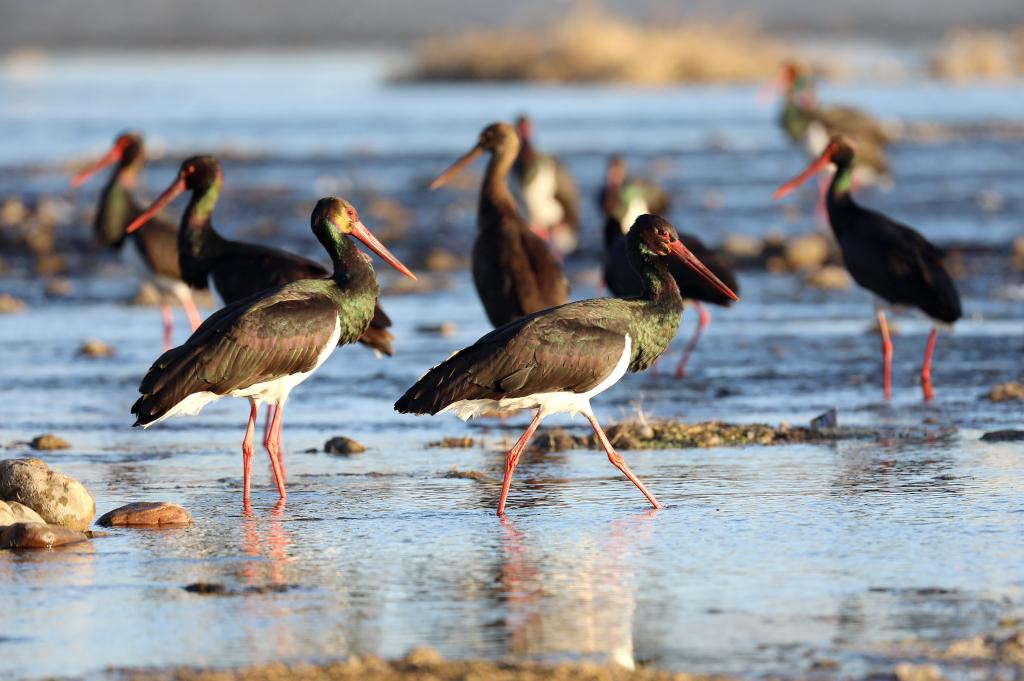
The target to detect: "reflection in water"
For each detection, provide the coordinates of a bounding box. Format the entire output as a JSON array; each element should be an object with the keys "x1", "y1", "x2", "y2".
[{"x1": 498, "y1": 510, "x2": 658, "y2": 669}]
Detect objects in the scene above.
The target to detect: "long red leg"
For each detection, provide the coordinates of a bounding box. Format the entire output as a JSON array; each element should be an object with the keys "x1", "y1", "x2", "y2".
[
  {"x1": 586, "y1": 412, "x2": 662, "y2": 509},
  {"x1": 497, "y1": 411, "x2": 543, "y2": 517},
  {"x1": 181, "y1": 290, "x2": 203, "y2": 331},
  {"x1": 160, "y1": 301, "x2": 173, "y2": 351},
  {"x1": 876, "y1": 309, "x2": 893, "y2": 401},
  {"x1": 263, "y1": 404, "x2": 276, "y2": 447},
  {"x1": 675, "y1": 301, "x2": 711, "y2": 379},
  {"x1": 921, "y1": 326, "x2": 937, "y2": 402},
  {"x1": 264, "y1": 401, "x2": 287, "y2": 500},
  {"x1": 242, "y1": 400, "x2": 258, "y2": 505},
  {"x1": 814, "y1": 172, "x2": 829, "y2": 225}
]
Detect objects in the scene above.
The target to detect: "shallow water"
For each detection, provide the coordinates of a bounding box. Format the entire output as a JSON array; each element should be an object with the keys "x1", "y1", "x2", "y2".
[{"x1": 1, "y1": 51, "x2": 1024, "y2": 680}]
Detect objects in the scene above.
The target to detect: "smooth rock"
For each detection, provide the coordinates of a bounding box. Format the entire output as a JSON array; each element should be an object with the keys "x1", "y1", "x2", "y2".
[
  {"x1": 0, "y1": 458, "x2": 95, "y2": 531},
  {"x1": 0, "y1": 500, "x2": 46, "y2": 526},
  {"x1": 324, "y1": 437, "x2": 366, "y2": 455},
  {"x1": 803, "y1": 264, "x2": 852, "y2": 290},
  {"x1": 0, "y1": 293, "x2": 25, "y2": 314},
  {"x1": 30, "y1": 433, "x2": 71, "y2": 450},
  {"x1": 44, "y1": 277, "x2": 74, "y2": 298},
  {"x1": 77, "y1": 339, "x2": 116, "y2": 358},
  {"x1": 784, "y1": 233, "x2": 830, "y2": 271},
  {"x1": 0, "y1": 522, "x2": 89, "y2": 549},
  {"x1": 980, "y1": 429, "x2": 1024, "y2": 442},
  {"x1": 985, "y1": 382, "x2": 1024, "y2": 402},
  {"x1": 97, "y1": 501, "x2": 193, "y2": 527}
]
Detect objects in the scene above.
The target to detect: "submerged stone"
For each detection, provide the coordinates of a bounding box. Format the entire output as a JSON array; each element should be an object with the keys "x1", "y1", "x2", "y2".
[
  {"x1": 97, "y1": 501, "x2": 193, "y2": 527},
  {"x1": 324, "y1": 437, "x2": 366, "y2": 455},
  {"x1": 0, "y1": 522, "x2": 89, "y2": 549},
  {"x1": 29, "y1": 433, "x2": 70, "y2": 451}
]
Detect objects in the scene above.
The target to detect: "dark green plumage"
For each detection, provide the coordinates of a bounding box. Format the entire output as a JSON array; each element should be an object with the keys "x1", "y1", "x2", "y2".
[
  {"x1": 395, "y1": 215, "x2": 685, "y2": 416},
  {"x1": 166, "y1": 156, "x2": 394, "y2": 355},
  {"x1": 133, "y1": 198, "x2": 381, "y2": 426}
]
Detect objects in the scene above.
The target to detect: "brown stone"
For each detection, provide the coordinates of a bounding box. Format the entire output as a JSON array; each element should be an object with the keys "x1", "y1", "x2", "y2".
[
  {"x1": 96, "y1": 501, "x2": 193, "y2": 527},
  {"x1": 30, "y1": 433, "x2": 71, "y2": 450},
  {"x1": 324, "y1": 437, "x2": 366, "y2": 455},
  {"x1": 78, "y1": 339, "x2": 116, "y2": 358},
  {"x1": 0, "y1": 522, "x2": 89, "y2": 549},
  {"x1": 0, "y1": 293, "x2": 25, "y2": 314}
]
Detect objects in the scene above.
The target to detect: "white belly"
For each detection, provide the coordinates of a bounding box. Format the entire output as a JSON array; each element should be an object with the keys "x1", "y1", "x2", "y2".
[
  {"x1": 522, "y1": 159, "x2": 565, "y2": 227},
  {"x1": 804, "y1": 121, "x2": 830, "y2": 157},
  {"x1": 441, "y1": 334, "x2": 632, "y2": 421},
  {"x1": 144, "y1": 316, "x2": 342, "y2": 426}
]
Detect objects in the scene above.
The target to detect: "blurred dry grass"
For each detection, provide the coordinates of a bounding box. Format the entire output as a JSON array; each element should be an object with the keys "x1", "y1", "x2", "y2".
[
  {"x1": 930, "y1": 27, "x2": 1024, "y2": 80},
  {"x1": 408, "y1": 4, "x2": 784, "y2": 84}
]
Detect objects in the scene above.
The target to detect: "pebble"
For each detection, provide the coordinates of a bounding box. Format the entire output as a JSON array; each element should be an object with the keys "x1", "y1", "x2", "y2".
[
  {"x1": 401, "y1": 646, "x2": 443, "y2": 667},
  {"x1": 980, "y1": 430, "x2": 1024, "y2": 442},
  {"x1": 985, "y1": 382, "x2": 1024, "y2": 402},
  {"x1": 30, "y1": 433, "x2": 71, "y2": 450},
  {"x1": 96, "y1": 501, "x2": 193, "y2": 527},
  {"x1": 415, "y1": 321, "x2": 457, "y2": 337},
  {"x1": 722, "y1": 233, "x2": 763, "y2": 260},
  {"x1": 784, "y1": 233, "x2": 831, "y2": 271},
  {"x1": 443, "y1": 467, "x2": 491, "y2": 481},
  {"x1": 0, "y1": 522, "x2": 89, "y2": 549},
  {"x1": 422, "y1": 248, "x2": 467, "y2": 272},
  {"x1": 429, "y1": 436, "x2": 475, "y2": 448},
  {"x1": 803, "y1": 264, "x2": 852, "y2": 290},
  {"x1": 44, "y1": 277, "x2": 73, "y2": 298},
  {"x1": 0, "y1": 500, "x2": 46, "y2": 526},
  {"x1": 78, "y1": 339, "x2": 116, "y2": 358},
  {"x1": 0, "y1": 293, "x2": 26, "y2": 314},
  {"x1": 324, "y1": 436, "x2": 366, "y2": 455},
  {"x1": 0, "y1": 458, "x2": 95, "y2": 531}
]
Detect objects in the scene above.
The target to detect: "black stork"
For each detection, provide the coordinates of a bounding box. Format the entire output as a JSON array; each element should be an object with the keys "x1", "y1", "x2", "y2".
[
  {"x1": 396, "y1": 214, "x2": 738, "y2": 515},
  {"x1": 772, "y1": 62, "x2": 892, "y2": 188},
  {"x1": 124, "y1": 156, "x2": 396, "y2": 357},
  {"x1": 513, "y1": 115, "x2": 581, "y2": 255},
  {"x1": 600, "y1": 155, "x2": 739, "y2": 378},
  {"x1": 132, "y1": 197, "x2": 416, "y2": 505},
  {"x1": 431, "y1": 122, "x2": 570, "y2": 328},
  {"x1": 70, "y1": 132, "x2": 203, "y2": 349},
  {"x1": 773, "y1": 135, "x2": 961, "y2": 401}
]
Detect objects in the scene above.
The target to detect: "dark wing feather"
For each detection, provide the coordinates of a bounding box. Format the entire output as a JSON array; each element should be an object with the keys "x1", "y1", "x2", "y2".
[
  {"x1": 840, "y1": 207, "x2": 961, "y2": 324},
  {"x1": 132, "y1": 215, "x2": 184, "y2": 281},
  {"x1": 395, "y1": 299, "x2": 631, "y2": 415},
  {"x1": 132, "y1": 286, "x2": 339, "y2": 425},
  {"x1": 212, "y1": 241, "x2": 329, "y2": 303}
]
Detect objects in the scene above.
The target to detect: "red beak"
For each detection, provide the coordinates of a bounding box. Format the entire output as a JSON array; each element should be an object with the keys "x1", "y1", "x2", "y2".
[
  {"x1": 70, "y1": 140, "x2": 126, "y2": 189},
  {"x1": 126, "y1": 176, "x2": 186, "y2": 234},
  {"x1": 772, "y1": 144, "x2": 835, "y2": 200},
  {"x1": 430, "y1": 145, "x2": 483, "y2": 190},
  {"x1": 351, "y1": 220, "x2": 417, "y2": 280},
  {"x1": 669, "y1": 239, "x2": 739, "y2": 302}
]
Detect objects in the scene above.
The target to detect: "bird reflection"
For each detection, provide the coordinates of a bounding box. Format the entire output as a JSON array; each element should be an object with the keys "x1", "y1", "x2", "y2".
[
  {"x1": 497, "y1": 509, "x2": 658, "y2": 669},
  {"x1": 241, "y1": 499, "x2": 292, "y2": 586}
]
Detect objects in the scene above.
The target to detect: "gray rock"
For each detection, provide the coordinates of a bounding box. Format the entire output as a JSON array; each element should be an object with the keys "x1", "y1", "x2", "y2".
[{"x1": 0, "y1": 458, "x2": 95, "y2": 531}]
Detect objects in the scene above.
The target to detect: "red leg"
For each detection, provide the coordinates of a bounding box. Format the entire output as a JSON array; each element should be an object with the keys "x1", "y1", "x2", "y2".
[
  {"x1": 262, "y1": 401, "x2": 287, "y2": 500},
  {"x1": 876, "y1": 309, "x2": 893, "y2": 401},
  {"x1": 815, "y1": 172, "x2": 829, "y2": 225},
  {"x1": 497, "y1": 411, "x2": 543, "y2": 517},
  {"x1": 160, "y1": 301, "x2": 173, "y2": 351},
  {"x1": 263, "y1": 404, "x2": 276, "y2": 447},
  {"x1": 181, "y1": 290, "x2": 203, "y2": 331},
  {"x1": 586, "y1": 412, "x2": 662, "y2": 509},
  {"x1": 242, "y1": 400, "x2": 258, "y2": 505},
  {"x1": 675, "y1": 302, "x2": 711, "y2": 379},
  {"x1": 921, "y1": 326, "x2": 937, "y2": 402}
]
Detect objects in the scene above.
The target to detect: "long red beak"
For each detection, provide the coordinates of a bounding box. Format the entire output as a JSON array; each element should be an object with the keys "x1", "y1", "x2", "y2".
[
  {"x1": 70, "y1": 142, "x2": 125, "y2": 189},
  {"x1": 351, "y1": 220, "x2": 417, "y2": 280},
  {"x1": 669, "y1": 240, "x2": 739, "y2": 302},
  {"x1": 126, "y1": 176, "x2": 185, "y2": 234},
  {"x1": 430, "y1": 145, "x2": 483, "y2": 190},
  {"x1": 772, "y1": 145, "x2": 834, "y2": 200}
]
